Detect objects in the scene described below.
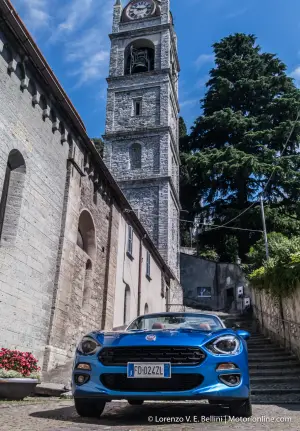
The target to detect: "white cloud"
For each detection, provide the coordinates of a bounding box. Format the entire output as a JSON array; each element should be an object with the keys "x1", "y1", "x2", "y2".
[
  {"x1": 195, "y1": 54, "x2": 214, "y2": 69},
  {"x1": 56, "y1": 0, "x2": 94, "y2": 35},
  {"x1": 291, "y1": 67, "x2": 300, "y2": 87},
  {"x1": 225, "y1": 8, "x2": 247, "y2": 19},
  {"x1": 196, "y1": 75, "x2": 209, "y2": 88},
  {"x1": 14, "y1": 0, "x2": 50, "y2": 30},
  {"x1": 180, "y1": 99, "x2": 199, "y2": 109}
]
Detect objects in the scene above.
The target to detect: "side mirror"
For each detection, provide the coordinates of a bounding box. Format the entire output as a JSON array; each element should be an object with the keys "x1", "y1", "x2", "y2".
[{"x1": 236, "y1": 329, "x2": 250, "y2": 340}]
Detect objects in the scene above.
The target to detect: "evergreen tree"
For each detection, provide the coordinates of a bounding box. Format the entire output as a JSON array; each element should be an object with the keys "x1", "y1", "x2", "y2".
[
  {"x1": 179, "y1": 117, "x2": 198, "y2": 247},
  {"x1": 184, "y1": 34, "x2": 300, "y2": 260}
]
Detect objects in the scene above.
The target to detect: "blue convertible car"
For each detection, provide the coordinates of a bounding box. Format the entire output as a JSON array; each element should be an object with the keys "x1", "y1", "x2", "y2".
[{"x1": 72, "y1": 312, "x2": 251, "y2": 418}]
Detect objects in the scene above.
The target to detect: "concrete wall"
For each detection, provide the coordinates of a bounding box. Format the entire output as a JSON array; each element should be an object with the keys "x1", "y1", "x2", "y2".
[
  {"x1": 180, "y1": 253, "x2": 249, "y2": 312},
  {"x1": 251, "y1": 287, "x2": 300, "y2": 360}
]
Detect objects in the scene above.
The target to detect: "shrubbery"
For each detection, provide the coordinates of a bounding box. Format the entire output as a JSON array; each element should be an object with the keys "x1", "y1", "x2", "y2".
[
  {"x1": 0, "y1": 348, "x2": 40, "y2": 379},
  {"x1": 249, "y1": 233, "x2": 300, "y2": 297}
]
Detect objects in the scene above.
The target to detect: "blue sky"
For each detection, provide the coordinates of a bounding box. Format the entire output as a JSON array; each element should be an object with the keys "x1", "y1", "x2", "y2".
[{"x1": 12, "y1": 0, "x2": 300, "y2": 137}]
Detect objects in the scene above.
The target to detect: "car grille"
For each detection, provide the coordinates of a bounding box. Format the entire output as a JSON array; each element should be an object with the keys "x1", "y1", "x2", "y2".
[
  {"x1": 100, "y1": 373, "x2": 204, "y2": 392},
  {"x1": 99, "y1": 346, "x2": 206, "y2": 366}
]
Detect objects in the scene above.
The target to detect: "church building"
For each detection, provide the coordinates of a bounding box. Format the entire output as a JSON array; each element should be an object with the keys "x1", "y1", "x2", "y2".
[{"x1": 0, "y1": 0, "x2": 182, "y2": 376}]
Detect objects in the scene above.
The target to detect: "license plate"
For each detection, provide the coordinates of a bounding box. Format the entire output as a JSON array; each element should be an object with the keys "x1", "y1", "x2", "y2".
[{"x1": 127, "y1": 363, "x2": 171, "y2": 379}]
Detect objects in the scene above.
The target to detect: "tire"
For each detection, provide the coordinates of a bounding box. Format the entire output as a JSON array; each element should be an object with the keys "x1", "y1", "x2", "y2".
[
  {"x1": 128, "y1": 400, "x2": 144, "y2": 406},
  {"x1": 74, "y1": 398, "x2": 106, "y2": 418},
  {"x1": 229, "y1": 398, "x2": 252, "y2": 418}
]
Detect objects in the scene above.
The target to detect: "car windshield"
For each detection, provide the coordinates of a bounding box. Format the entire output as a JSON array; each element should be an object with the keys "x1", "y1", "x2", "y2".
[{"x1": 126, "y1": 313, "x2": 224, "y2": 332}]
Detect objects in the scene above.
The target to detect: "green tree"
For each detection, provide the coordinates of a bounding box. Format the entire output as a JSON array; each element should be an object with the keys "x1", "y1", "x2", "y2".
[
  {"x1": 179, "y1": 117, "x2": 199, "y2": 247},
  {"x1": 184, "y1": 33, "x2": 300, "y2": 260},
  {"x1": 91, "y1": 138, "x2": 104, "y2": 157},
  {"x1": 247, "y1": 232, "x2": 300, "y2": 271}
]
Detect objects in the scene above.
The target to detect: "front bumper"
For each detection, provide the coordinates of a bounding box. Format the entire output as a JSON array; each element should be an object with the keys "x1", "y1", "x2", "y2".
[{"x1": 72, "y1": 352, "x2": 250, "y2": 402}]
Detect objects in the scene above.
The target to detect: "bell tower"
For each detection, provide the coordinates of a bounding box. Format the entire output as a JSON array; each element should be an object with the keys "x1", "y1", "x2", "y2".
[{"x1": 104, "y1": 0, "x2": 181, "y2": 281}]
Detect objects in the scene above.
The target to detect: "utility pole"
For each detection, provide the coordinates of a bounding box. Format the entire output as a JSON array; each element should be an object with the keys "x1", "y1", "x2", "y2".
[{"x1": 260, "y1": 195, "x2": 269, "y2": 260}]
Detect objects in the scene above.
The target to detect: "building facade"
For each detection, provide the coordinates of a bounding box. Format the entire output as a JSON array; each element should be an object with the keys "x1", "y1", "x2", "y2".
[
  {"x1": 180, "y1": 251, "x2": 250, "y2": 313},
  {"x1": 0, "y1": 0, "x2": 175, "y2": 375},
  {"x1": 104, "y1": 0, "x2": 181, "y2": 284}
]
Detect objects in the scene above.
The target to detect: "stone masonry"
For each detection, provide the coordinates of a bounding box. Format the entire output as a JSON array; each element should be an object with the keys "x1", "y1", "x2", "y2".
[
  {"x1": 104, "y1": 0, "x2": 181, "y2": 285},
  {"x1": 0, "y1": 0, "x2": 176, "y2": 376}
]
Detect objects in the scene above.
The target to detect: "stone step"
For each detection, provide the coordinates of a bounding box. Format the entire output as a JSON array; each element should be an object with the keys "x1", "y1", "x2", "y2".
[
  {"x1": 35, "y1": 383, "x2": 69, "y2": 397},
  {"x1": 248, "y1": 347, "x2": 285, "y2": 353},
  {"x1": 250, "y1": 368, "x2": 300, "y2": 376},
  {"x1": 249, "y1": 360, "x2": 300, "y2": 369},
  {"x1": 249, "y1": 354, "x2": 296, "y2": 362},
  {"x1": 250, "y1": 375, "x2": 300, "y2": 383},
  {"x1": 251, "y1": 393, "x2": 300, "y2": 404},
  {"x1": 251, "y1": 387, "x2": 300, "y2": 395},
  {"x1": 247, "y1": 342, "x2": 273, "y2": 347}
]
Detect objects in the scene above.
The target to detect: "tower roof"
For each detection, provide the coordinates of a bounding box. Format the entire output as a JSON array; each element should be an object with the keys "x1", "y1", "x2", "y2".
[{"x1": 121, "y1": 0, "x2": 162, "y2": 23}]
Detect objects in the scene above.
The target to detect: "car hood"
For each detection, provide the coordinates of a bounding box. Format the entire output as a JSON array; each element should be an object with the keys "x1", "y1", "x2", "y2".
[{"x1": 91, "y1": 328, "x2": 235, "y2": 348}]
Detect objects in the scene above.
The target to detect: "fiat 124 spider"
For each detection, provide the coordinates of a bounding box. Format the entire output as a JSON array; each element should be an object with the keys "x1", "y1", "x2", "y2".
[{"x1": 72, "y1": 312, "x2": 251, "y2": 418}]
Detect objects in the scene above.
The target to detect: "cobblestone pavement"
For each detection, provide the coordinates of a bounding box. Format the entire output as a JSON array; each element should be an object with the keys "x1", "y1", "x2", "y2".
[{"x1": 1, "y1": 399, "x2": 300, "y2": 431}]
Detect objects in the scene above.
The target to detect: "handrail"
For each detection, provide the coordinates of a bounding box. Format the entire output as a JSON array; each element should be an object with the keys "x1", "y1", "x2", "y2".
[{"x1": 253, "y1": 304, "x2": 300, "y2": 328}]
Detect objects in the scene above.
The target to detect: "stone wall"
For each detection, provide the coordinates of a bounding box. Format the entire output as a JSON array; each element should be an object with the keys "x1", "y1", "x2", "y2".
[
  {"x1": 251, "y1": 287, "x2": 300, "y2": 360},
  {"x1": 0, "y1": 27, "x2": 69, "y2": 369},
  {"x1": 104, "y1": 0, "x2": 181, "y2": 284},
  {"x1": 43, "y1": 147, "x2": 119, "y2": 370},
  {"x1": 0, "y1": 4, "x2": 176, "y2": 380}
]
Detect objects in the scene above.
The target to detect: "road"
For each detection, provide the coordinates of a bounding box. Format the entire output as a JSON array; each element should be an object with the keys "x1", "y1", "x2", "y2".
[{"x1": 1, "y1": 399, "x2": 300, "y2": 431}]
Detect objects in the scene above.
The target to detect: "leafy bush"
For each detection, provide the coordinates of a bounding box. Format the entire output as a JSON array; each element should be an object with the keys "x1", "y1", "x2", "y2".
[
  {"x1": 0, "y1": 369, "x2": 40, "y2": 380},
  {"x1": 247, "y1": 232, "x2": 300, "y2": 271},
  {"x1": 0, "y1": 348, "x2": 40, "y2": 378},
  {"x1": 249, "y1": 234, "x2": 300, "y2": 297}
]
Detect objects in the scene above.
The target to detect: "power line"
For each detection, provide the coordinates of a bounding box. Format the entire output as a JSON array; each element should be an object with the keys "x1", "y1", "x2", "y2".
[
  {"x1": 186, "y1": 220, "x2": 263, "y2": 233},
  {"x1": 125, "y1": 109, "x2": 300, "y2": 238},
  {"x1": 207, "y1": 109, "x2": 300, "y2": 231},
  {"x1": 262, "y1": 109, "x2": 300, "y2": 195},
  {"x1": 124, "y1": 209, "x2": 262, "y2": 233},
  {"x1": 207, "y1": 201, "x2": 258, "y2": 232}
]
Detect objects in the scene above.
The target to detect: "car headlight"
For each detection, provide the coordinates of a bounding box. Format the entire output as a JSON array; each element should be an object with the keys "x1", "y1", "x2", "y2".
[
  {"x1": 206, "y1": 336, "x2": 241, "y2": 355},
  {"x1": 77, "y1": 336, "x2": 100, "y2": 355}
]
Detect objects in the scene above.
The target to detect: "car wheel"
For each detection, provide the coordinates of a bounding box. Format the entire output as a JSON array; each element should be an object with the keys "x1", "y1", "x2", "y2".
[
  {"x1": 74, "y1": 398, "x2": 106, "y2": 418},
  {"x1": 229, "y1": 398, "x2": 252, "y2": 418},
  {"x1": 128, "y1": 400, "x2": 144, "y2": 406}
]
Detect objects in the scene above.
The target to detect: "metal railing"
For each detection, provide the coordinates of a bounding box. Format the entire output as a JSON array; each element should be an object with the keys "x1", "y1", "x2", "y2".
[{"x1": 253, "y1": 304, "x2": 300, "y2": 356}]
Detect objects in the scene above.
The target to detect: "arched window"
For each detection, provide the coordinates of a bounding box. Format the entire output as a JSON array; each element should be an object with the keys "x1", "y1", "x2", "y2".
[
  {"x1": 144, "y1": 303, "x2": 149, "y2": 315},
  {"x1": 129, "y1": 143, "x2": 141, "y2": 169},
  {"x1": 82, "y1": 260, "x2": 92, "y2": 309},
  {"x1": 124, "y1": 39, "x2": 155, "y2": 75},
  {"x1": 77, "y1": 210, "x2": 96, "y2": 260},
  {"x1": 124, "y1": 285, "x2": 131, "y2": 325},
  {"x1": 0, "y1": 150, "x2": 26, "y2": 244}
]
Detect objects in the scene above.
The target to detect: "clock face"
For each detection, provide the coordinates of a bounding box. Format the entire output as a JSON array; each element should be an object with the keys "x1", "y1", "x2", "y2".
[{"x1": 127, "y1": 0, "x2": 154, "y2": 20}]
